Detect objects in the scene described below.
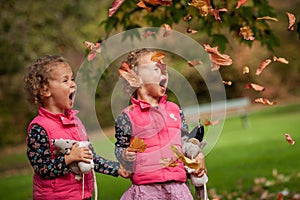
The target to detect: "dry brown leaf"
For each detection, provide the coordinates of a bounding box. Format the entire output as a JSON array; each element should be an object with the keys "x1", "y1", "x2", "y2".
[
  {"x1": 286, "y1": 11, "x2": 296, "y2": 31},
  {"x1": 186, "y1": 27, "x2": 198, "y2": 34},
  {"x1": 256, "y1": 16, "x2": 278, "y2": 21},
  {"x1": 137, "y1": 1, "x2": 152, "y2": 12},
  {"x1": 187, "y1": 59, "x2": 203, "y2": 67},
  {"x1": 243, "y1": 66, "x2": 250, "y2": 74},
  {"x1": 255, "y1": 59, "x2": 272, "y2": 75},
  {"x1": 143, "y1": 0, "x2": 172, "y2": 6},
  {"x1": 171, "y1": 145, "x2": 201, "y2": 169},
  {"x1": 245, "y1": 83, "x2": 265, "y2": 91},
  {"x1": 129, "y1": 136, "x2": 147, "y2": 153},
  {"x1": 223, "y1": 81, "x2": 232, "y2": 86},
  {"x1": 159, "y1": 158, "x2": 179, "y2": 167},
  {"x1": 108, "y1": 0, "x2": 126, "y2": 17},
  {"x1": 162, "y1": 23, "x2": 172, "y2": 37},
  {"x1": 151, "y1": 51, "x2": 165, "y2": 62},
  {"x1": 273, "y1": 56, "x2": 289, "y2": 64},
  {"x1": 210, "y1": 8, "x2": 228, "y2": 22},
  {"x1": 204, "y1": 44, "x2": 233, "y2": 71},
  {"x1": 204, "y1": 119, "x2": 219, "y2": 126},
  {"x1": 239, "y1": 26, "x2": 255, "y2": 41},
  {"x1": 236, "y1": 0, "x2": 248, "y2": 9},
  {"x1": 254, "y1": 98, "x2": 277, "y2": 105},
  {"x1": 119, "y1": 61, "x2": 143, "y2": 88},
  {"x1": 83, "y1": 41, "x2": 102, "y2": 61},
  {"x1": 285, "y1": 133, "x2": 295, "y2": 145}
]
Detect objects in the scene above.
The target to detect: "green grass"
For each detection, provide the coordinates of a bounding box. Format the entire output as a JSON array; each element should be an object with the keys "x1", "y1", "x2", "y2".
[{"x1": 1, "y1": 103, "x2": 300, "y2": 199}]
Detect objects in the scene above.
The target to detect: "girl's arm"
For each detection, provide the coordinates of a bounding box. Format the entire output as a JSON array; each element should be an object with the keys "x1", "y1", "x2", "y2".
[{"x1": 26, "y1": 124, "x2": 70, "y2": 179}]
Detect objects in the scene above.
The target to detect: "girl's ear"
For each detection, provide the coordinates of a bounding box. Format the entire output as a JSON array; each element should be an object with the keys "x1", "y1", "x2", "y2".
[{"x1": 40, "y1": 86, "x2": 51, "y2": 98}]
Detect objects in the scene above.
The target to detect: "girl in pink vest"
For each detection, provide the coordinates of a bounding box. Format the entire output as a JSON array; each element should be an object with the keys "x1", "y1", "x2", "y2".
[
  {"x1": 24, "y1": 55, "x2": 130, "y2": 200},
  {"x1": 115, "y1": 49, "x2": 207, "y2": 200}
]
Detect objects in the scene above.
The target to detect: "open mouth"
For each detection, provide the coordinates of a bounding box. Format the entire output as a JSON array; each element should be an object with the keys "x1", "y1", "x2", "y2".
[
  {"x1": 69, "y1": 91, "x2": 76, "y2": 101},
  {"x1": 159, "y1": 79, "x2": 167, "y2": 88}
]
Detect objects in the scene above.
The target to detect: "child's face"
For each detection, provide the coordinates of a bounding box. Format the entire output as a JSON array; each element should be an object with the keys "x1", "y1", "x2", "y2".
[
  {"x1": 43, "y1": 63, "x2": 76, "y2": 114},
  {"x1": 137, "y1": 53, "x2": 168, "y2": 99}
]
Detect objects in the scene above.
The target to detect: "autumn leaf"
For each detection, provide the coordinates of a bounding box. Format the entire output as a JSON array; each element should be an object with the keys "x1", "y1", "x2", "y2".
[
  {"x1": 151, "y1": 51, "x2": 165, "y2": 62},
  {"x1": 239, "y1": 26, "x2": 255, "y2": 41},
  {"x1": 243, "y1": 66, "x2": 250, "y2": 74},
  {"x1": 204, "y1": 119, "x2": 219, "y2": 126},
  {"x1": 188, "y1": 0, "x2": 211, "y2": 16},
  {"x1": 171, "y1": 145, "x2": 201, "y2": 169},
  {"x1": 254, "y1": 98, "x2": 277, "y2": 105},
  {"x1": 159, "y1": 157, "x2": 179, "y2": 167},
  {"x1": 223, "y1": 81, "x2": 232, "y2": 86},
  {"x1": 236, "y1": 0, "x2": 248, "y2": 9},
  {"x1": 277, "y1": 193, "x2": 284, "y2": 200},
  {"x1": 186, "y1": 27, "x2": 198, "y2": 34},
  {"x1": 119, "y1": 61, "x2": 143, "y2": 88},
  {"x1": 108, "y1": 0, "x2": 126, "y2": 17},
  {"x1": 129, "y1": 136, "x2": 147, "y2": 153},
  {"x1": 162, "y1": 23, "x2": 172, "y2": 37},
  {"x1": 142, "y1": 30, "x2": 156, "y2": 37},
  {"x1": 256, "y1": 59, "x2": 272, "y2": 75},
  {"x1": 137, "y1": 1, "x2": 151, "y2": 12},
  {"x1": 284, "y1": 133, "x2": 295, "y2": 145},
  {"x1": 286, "y1": 11, "x2": 296, "y2": 31},
  {"x1": 183, "y1": 14, "x2": 192, "y2": 21},
  {"x1": 83, "y1": 41, "x2": 102, "y2": 61},
  {"x1": 256, "y1": 16, "x2": 278, "y2": 21},
  {"x1": 245, "y1": 83, "x2": 265, "y2": 91},
  {"x1": 203, "y1": 44, "x2": 232, "y2": 71},
  {"x1": 143, "y1": 0, "x2": 172, "y2": 6},
  {"x1": 187, "y1": 59, "x2": 202, "y2": 67},
  {"x1": 273, "y1": 56, "x2": 289, "y2": 64},
  {"x1": 210, "y1": 8, "x2": 228, "y2": 22}
]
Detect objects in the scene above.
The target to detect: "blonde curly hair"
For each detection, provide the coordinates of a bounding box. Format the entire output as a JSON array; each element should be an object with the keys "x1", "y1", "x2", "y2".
[{"x1": 24, "y1": 55, "x2": 68, "y2": 106}]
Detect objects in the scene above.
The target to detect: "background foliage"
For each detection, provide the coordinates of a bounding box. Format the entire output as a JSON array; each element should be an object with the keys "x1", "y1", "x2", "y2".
[{"x1": 0, "y1": 0, "x2": 299, "y2": 147}]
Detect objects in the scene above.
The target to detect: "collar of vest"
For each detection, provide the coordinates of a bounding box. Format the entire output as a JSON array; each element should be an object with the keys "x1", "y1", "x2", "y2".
[
  {"x1": 38, "y1": 106, "x2": 79, "y2": 125},
  {"x1": 131, "y1": 95, "x2": 167, "y2": 110}
]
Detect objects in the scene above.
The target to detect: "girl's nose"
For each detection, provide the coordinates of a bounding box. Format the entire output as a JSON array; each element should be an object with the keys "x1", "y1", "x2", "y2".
[{"x1": 71, "y1": 80, "x2": 77, "y2": 89}]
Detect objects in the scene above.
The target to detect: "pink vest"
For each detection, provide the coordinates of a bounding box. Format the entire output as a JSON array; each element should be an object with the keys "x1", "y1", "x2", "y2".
[
  {"x1": 124, "y1": 96, "x2": 186, "y2": 185},
  {"x1": 27, "y1": 107, "x2": 93, "y2": 200}
]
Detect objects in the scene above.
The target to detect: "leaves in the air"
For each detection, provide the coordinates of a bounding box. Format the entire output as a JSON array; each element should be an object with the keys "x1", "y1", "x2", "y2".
[
  {"x1": 204, "y1": 44, "x2": 232, "y2": 71},
  {"x1": 245, "y1": 83, "x2": 265, "y2": 91},
  {"x1": 128, "y1": 136, "x2": 147, "y2": 153},
  {"x1": 187, "y1": 59, "x2": 203, "y2": 67},
  {"x1": 142, "y1": 30, "x2": 156, "y2": 37},
  {"x1": 83, "y1": 41, "x2": 102, "y2": 61},
  {"x1": 136, "y1": 1, "x2": 151, "y2": 12},
  {"x1": 243, "y1": 66, "x2": 250, "y2": 74},
  {"x1": 273, "y1": 56, "x2": 289, "y2": 64},
  {"x1": 119, "y1": 61, "x2": 143, "y2": 87},
  {"x1": 211, "y1": 8, "x2": 228, "y2": 22},
  {"x1": 188, "y1": 0, "x2": 211, "y2": 17},
  {"x1": 183, "y1": 14, "x2": 192, "y2": 21},
  {"x1": 239, "y1": 26, "x2": 255, "y2": 41},
  {"x1": 286, "y1": 11, "x2": 296, "y2": 31},
  {"x1": 186, "y1": 27, "x2": 198, "y2": 34},
  {"x1": 223, "y1": 81, "x2": 232, "y2": 86},
  {"x1": 236, "y1": 0, "x2": 248, "y2": 9},
  {"x1": 108, "y1": 0, "x2": 126, "y2": 17},
  {"x1": 204, "y1": 119, "x2": 219, "y2": 126},
  {"x1": 285, "y1": 133, "x2": 295, "y2": 145},
  {"x1": 256, "y1": 16, "x2": 279, "y2": 21},
  {"x1": 162, "y1": 23, "x2": 172, "y2": 37},
  {"x1": 254, "y1": 98, "x2": 277, "y2": 105},
  {"x1": 255, "y1": 59, "x2": 272, "y2": 75},
  {"x1": 142, "y1": 0, "x2": 172, "y2": 6}
]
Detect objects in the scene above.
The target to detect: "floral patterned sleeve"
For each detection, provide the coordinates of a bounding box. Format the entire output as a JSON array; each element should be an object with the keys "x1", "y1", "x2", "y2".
[
  {"x1": 89, "y1": 145, "x2": 119, "y2": 177},
  {"x1": 180, "y1": 109, "x2": 189, "y2": 131},
  {"x1": 114, "y1": 112, "x2": 133, "y2": 170},
  {"x1": 26, "y1": 124, "x2": 70, "y2": 179}
]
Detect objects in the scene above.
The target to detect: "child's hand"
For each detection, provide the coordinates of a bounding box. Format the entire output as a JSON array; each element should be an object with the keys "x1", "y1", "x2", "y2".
[
  {"x1": 193, "y1": 152, "x2": 207, "y2": 177},
  {"x1": 118, "y1": 164, "x2": 132, "y2": 178},
  {"x1": 122, "y1": 148, "x2": 137, "y2": 162},
  {"x1": 64, "y1": 143, "x2": 92, "y2": 165}
]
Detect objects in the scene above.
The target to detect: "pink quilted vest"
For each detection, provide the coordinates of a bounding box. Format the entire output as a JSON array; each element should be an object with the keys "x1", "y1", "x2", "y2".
[
  {"x1": 28, "y1": 107, "x2": 93, "y2": 200},
  {"x1": 124, "y1": 96, "x2": 186, "y2": 185}
]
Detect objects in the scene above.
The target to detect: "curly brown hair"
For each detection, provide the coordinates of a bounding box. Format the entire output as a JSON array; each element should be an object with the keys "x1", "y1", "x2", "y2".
[{"x1": 24, "y1": 55, "x2": 68, "y2": 105}]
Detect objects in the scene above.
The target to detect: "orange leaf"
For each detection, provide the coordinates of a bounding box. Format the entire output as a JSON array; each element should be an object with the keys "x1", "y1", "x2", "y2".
[
  {"x1": 187, "y1": 59, "x2": 202, "y2": 67},
  {"x1": 242, "y1": 66, "x2": 250, "y2": 74},
  {"x1": 171, "y1": 145, "x2": 201, "y2": 169},
  {"x1": 119, "y1": 61, "x2": 143, "y2": 87},
  {"x1": 204, "y1": 119, "x2": 219, "y2": 126},
  {"x1": 239, "y1": 26, "x2": 255, "y2": 41},
  {"x1": 245, "y1": 83, "x2": 265, "y2": 91},
  {"x1": 137, "y1": 1, "x2": 152, "y2": 12},
  {"x1": 223, "y1": 80, "x2": 232, "y2": 86},
  {"x1": 236, "y1": 0, "x2": 248, "y2": 9},
  {"x1": 286, "y1": 11, "x2": 296, "y2": 31},
  {"x1": 273, "y1": 56, "x2": 289, "y2": 64},
  {"x1": 159, "y1": 157, "x2": 179, "y2": 168},
  {"x1": 151, "y1": 52, "x2": 165, "y2": 62},
  {"x1": 254, "y1": 98, "x2": 277, "y2": 105},
  {"x1": 255, "y1": 59, "x2": 272, "y2": 75},
  {"x1": 129, "y1": 137, "x2": 147, "y2": 153},
  {"x1": 204, "y1": 44, "x2": 232, "y2": 71},
  {"x1": 285, "y1": 133, "x2": 295, "y2": 145}
]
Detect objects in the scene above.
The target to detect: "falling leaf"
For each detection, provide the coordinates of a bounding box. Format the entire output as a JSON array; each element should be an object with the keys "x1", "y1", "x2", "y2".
[
  {"x1": 245, "y1": 83, "x2": 265, "y2": 91},
  {"x1": 129, "y1": 136, "x2": 147, "y2": 153},
  {"x1": 243, "y1": 66, "x2": 250, "y2": 74},
  {"x1": 162, "y1": 23, "x2": 172, "y2": 37},
  {"x1": 211, "y1": 8, "x2": 228, "y2": 22},
  {"x1": 183, "y1": 14, "x2": 192, "y2": 21},
  {"x1": 286, "y1": 11, "x2": 296, "y2": 31},
  {"x1": 143, "y1": 0, "x2": 172, "y2": 6},
  {"x1": 254, "y1": 98, "x2": 277, "y2": 105},
  {"x1": 203, "y1": 44, "x2": 233, "y2": 71},
  {"x1": 142, "y1": 30, "x2": 156, "y2": 37},
  {"x1": 273, "y1": 56, "x2": 289, "y2": 64},
  {"x1": 171, "y1": 145, "x2": 201, "y2": 169},
  {"x1": 187, "y1": 59, "x2": 203, "y2": 67},
  {"x1": 137, "y1": 1, "x2": 152, "y2": 12},
  {"x1": 186, "y1": 27, "x2": 198, "y2": 34},
  {"x1": 236, "y1": 0, "x2": 248, "y2": 9},
  {"x1": 83, "y1": 41, "x2": 102, "y2": 61},
  {"x1": 108, "y1": 0, "x2": 126, "y2": 17},
  {"x1": 256, "y1": 16, "x2": 278, "y2": 21},
  {"x1": 119, "y1": 61, "x2": 143, "y2": 88},
  {"x1": 188, "y1": 0, "x2": 211, "y2": 16},
  {"x1": 255, "y1": 59, "x2": 272, "y2": 75},
  {"x1": 239, "y1": 26, "x2": 255, "y2": 41},
  {"x1": 277, "y1": 193, "x2": 284, "y2": 200},
  {"x1": 151, "y1": 51, "x2": 165, "y2": 62},
  {"x1": 159, "y1": 157, "x2": 179, "y2": 167},
  {"x1": 285, "y1": 133, "x2": 295, "y2": 145},
  {"x1": 223, "y1": 81, "x2": 232, "y2": 86},
  {"x1": 204, "y1": 119, "x2": 219, "y2": 126}
]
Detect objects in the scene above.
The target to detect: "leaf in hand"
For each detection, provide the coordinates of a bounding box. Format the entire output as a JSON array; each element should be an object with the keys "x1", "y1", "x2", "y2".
[
  {"x1": 286, "y1": 11, "x2": 296, "y2": 31},
  {"x1": 171, "y1": 145, "x2": 201, "y2": 169},
  {"x1": 255, "y1": 59, "x2": 272, "y2": 75},
  {"x1": 129, "y1": 136, "x2": 147, "y2": 153},
  {"x1": 236, "y1": 0, "x2": 248, "y2": 9},
  {"x1": 245, "y1": 83, "x2": 265, "y2": 91},
  {"x1": 159, "y1": 157, "x2": 179, "y2": 167},
  {"x1": 273, "y1": 56, "x2": 289, "y2": 64},
  {"x1": 204, "y1": 44, "x2": 232, "y2": 71},
  {"x1": 254, "y1": 98, "x2": 277, "y2": 105},
  {"x1": 285, "y1": 133, "x2": 295, "y2": 145},
  {"x1": 119, "y1": 61, "x2": 143, "y2": 87}
]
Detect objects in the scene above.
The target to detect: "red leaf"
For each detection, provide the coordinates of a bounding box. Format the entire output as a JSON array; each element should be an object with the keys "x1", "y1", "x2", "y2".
[
  {"x1": 255, "y1": 59, "x2": 272, "y2": 75},
  {"x1": 245, "y1": 83, "x2": 265, "y2": 91},
  {"x1": 236, "y1": 0, "x2": 248, "y2": 9},
  {"x1": 286, "y1": 11, "x2": 296, "y2": 31},
  {"x1": 204, "y1": 119, "x2": 219, "y2": 126},
  {"x1": 254, "y1": 98, "x2": 277, "y2": 105},
  {"x1": 211, "y1": 8, "x2": 228, "y2": 22},
  {"x1": 273, "y1": 56, "x2": 289, "y2": 64},
  {"x1": 108, "y1": 0, "x2": 126, "y2": 17}
]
